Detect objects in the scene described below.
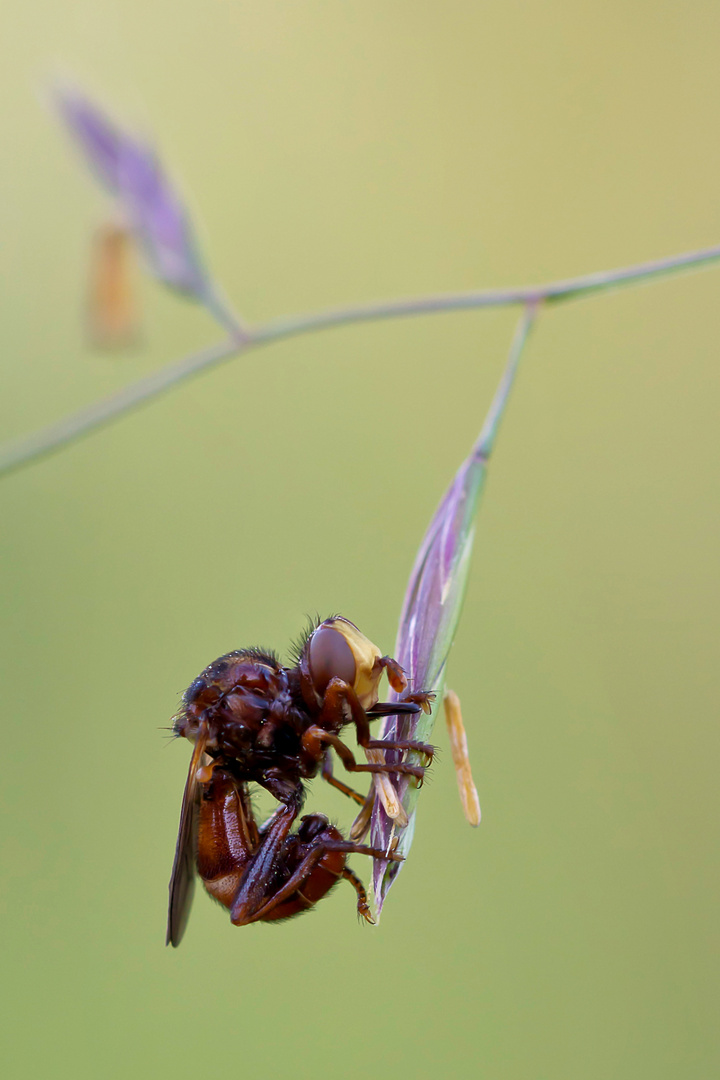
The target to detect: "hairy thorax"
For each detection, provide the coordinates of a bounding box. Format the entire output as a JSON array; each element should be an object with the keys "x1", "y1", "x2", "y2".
[{"x1": 173, "y1": 649, "x2": 310, "y2": 781}]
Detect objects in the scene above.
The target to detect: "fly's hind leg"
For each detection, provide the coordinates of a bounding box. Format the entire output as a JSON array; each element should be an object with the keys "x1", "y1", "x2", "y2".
[
  {"x1": 229, "y1": 803, "x2": 299, "y2": 925},
  {"x1": 198, "y1": 779, "x2": 385, "y2": 931},
  {"x1": 245, "y1": 834, "x2": 401, "y2": 924},
  {"x1": 342, "y1": 867, "x2": 374, "y2": 924}
]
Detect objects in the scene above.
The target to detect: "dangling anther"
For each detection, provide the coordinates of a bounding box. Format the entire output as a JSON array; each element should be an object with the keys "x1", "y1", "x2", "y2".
[
  {"x1": 87, "y1": 221, "x2": 140, "y2": 349},
  {"x1": 444, "y1": 689, "x2": 481, "y2": 826},
  {"x1": 363, "y1": 748, "x2": 409, "y2": 828},
  {"x1": 350, "y1": 790, "x2": 373, "y2": 841}
]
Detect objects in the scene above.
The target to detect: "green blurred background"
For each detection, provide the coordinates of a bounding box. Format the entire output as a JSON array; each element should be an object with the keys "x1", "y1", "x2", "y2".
[{"x1": 1, "y1": 3, "x2": 719, "y2": 1078}]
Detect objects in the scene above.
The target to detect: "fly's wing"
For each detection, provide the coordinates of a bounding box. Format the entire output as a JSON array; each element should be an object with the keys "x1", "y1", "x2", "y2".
[{"x1": 166, "y1": 725, "x2": 208, "y2": 947}]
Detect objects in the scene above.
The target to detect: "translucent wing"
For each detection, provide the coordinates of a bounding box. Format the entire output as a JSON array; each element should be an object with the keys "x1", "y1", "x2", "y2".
[{"x1": 166, "y1": 723, "x2": 208, "y2": 947}]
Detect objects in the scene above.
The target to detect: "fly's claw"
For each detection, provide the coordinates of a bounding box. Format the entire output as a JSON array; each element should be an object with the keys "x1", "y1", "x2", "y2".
[{"x1": 402, "y1": 689, "x2": 435, "y2": 715}]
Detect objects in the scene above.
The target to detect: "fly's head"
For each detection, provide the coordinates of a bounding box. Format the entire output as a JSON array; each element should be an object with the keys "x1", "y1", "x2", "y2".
[{"x1": 299, "y1": 616, "x2": 388, "y2": 710}]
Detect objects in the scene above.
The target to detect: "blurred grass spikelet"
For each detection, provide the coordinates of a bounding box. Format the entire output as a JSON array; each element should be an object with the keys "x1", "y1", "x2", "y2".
[{"x1": 57, "y1": 87, "x2": 215, "y2": 304}]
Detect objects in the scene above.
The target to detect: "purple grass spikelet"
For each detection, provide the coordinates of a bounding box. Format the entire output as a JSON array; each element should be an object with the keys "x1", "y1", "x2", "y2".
[{"x1": 367, "y1": 305, "x2": 537, "y2": 915}]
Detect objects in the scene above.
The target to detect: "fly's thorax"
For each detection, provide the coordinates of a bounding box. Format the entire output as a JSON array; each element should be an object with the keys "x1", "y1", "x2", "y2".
[
  {"x1": 190, "y1": 650, "x2": 282, "y2": 696},
  {"x1": 174, "y1": 648, "x2": 287, "y2": 750}
]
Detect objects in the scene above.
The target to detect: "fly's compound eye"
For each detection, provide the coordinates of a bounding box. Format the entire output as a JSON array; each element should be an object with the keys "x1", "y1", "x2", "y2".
[{"x1": 307, "y1": 624, "x2": 357, "y2": 695}]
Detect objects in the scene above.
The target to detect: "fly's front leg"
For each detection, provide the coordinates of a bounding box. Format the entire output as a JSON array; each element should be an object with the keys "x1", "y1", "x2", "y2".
[
  {"x1": 376, "y1": 654, "x2": 408, "y2": 694},
  {"x1": 318, "y1": 678, "x2": 433, "y2": 773},
  {"x1": 365, "y1": 690, "x2": 436, "y2": 759},
  {"x1": 303, "y1": 720, "x2": 426, "y2": 782}
]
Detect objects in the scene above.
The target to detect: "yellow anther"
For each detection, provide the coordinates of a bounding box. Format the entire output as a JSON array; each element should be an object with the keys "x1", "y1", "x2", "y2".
[{"x1": 444, "y1": 689, "x2": 481, "y2": 827}]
